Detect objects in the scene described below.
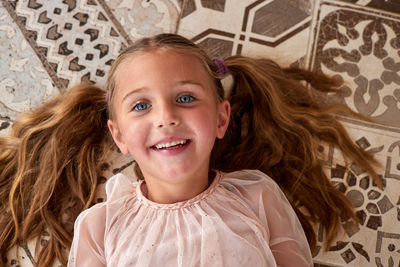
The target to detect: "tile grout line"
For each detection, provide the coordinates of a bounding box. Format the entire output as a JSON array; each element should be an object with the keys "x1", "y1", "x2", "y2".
[
  {"x1": 174, "y1": 0, "x2": 187, "y2": 34},
  {"x1": 19, "y1": 241, "x2": 36, "y2": 266},
  {"x1": 0, "y1": 0, "x2": 66, "y2": 91}
]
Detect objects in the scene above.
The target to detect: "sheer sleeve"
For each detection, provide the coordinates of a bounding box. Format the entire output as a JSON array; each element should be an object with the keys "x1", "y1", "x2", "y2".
[
  {"x1": 67, "y1": 204, "x2": 107, "y2": 267},
  {"x1": 229, "y1": 170, "x2": 313, "y2": 267}
]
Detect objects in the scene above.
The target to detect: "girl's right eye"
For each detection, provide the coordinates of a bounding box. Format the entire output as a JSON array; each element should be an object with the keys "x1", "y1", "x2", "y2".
[{"x1": 133, "y1": 102, "x2": 150, "y2": 111}]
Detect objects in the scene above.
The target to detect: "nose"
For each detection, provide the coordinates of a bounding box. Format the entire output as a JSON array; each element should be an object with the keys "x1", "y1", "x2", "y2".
[{"x1": 155, "y1": 103, "x2": 180, "y2": 128}]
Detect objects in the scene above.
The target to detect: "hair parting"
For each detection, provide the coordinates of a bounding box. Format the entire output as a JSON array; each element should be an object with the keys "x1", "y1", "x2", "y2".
[{"x1": 0, "y1": 33, "x2": 380, "y2": 265}]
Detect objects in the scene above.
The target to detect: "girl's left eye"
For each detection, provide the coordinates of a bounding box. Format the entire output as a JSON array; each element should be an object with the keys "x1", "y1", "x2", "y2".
[{"x1": 177, "y1": 95, "x2": 195, "y2": 103}]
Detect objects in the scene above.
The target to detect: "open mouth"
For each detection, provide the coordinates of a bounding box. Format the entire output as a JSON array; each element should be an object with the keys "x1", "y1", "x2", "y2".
[{"x1": 151, "y1": 139, "x2": 191, "y2": 150}]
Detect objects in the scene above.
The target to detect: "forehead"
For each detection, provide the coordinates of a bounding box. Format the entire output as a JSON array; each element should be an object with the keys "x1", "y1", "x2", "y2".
[{"x1": 114, "y1": 49, "x2": 213, "y2": 88}]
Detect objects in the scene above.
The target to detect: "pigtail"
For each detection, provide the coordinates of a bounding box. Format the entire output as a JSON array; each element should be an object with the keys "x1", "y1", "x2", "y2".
[
  {"x1": 0, "y1": 84, "x2": 113, "y2": 266},
  {"x1": 211, "y1": 56, "x2": 380, "y2": 251}
]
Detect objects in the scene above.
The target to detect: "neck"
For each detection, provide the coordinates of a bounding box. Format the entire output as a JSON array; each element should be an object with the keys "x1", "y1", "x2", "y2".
[{"x1": 142, "y1": 170, "x2": 215, "y2": 204}]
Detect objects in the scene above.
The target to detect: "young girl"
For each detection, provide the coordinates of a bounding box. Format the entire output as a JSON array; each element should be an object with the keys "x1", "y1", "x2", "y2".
[{"x1": 0, "y1": 33, "x2": 379, "y2": 267}]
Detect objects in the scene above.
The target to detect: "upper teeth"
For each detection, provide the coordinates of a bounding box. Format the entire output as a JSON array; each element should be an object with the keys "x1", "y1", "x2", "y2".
[{"x1": 154, "y1": 140, "x2": 187, "y2": 149}]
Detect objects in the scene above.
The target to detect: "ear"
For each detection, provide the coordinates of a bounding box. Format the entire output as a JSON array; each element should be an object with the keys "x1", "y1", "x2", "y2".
[
  {"x1": 216, "y1": 100, "x2": 230, "y2": 139},
  {"x1": 107, "y1": 119, "x2": 129, "y2": 155}
]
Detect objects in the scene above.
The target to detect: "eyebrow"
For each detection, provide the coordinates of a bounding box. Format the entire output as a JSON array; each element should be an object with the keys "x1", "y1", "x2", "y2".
[
  {"x1": 122, "y1": 87, "x2": 146, "y2": 103},
  {"x1": 121, "y1": 80, "x2": 204, "y2": 103}
]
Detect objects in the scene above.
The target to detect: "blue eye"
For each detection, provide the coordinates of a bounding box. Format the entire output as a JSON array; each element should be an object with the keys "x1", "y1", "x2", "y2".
[
  {"x1": 133, "y1": 102, "x2": 150, "y2": 111},
  {"x1": 177, "y1": 95, "x2": 195, "y2": 103}
]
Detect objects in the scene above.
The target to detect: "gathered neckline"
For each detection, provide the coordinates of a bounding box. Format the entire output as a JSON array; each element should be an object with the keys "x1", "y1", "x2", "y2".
[{"x1": 135, "y1": 171, "x2": 222, "y2": 210}]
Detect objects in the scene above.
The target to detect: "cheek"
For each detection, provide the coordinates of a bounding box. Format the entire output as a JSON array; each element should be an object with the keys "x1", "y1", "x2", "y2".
[
  {"x1": 192, "y1": 111, "x2": 219, "y2": 140},
  {"x1": 122, "y1": 121, "x2": 149, "y2": 152}
]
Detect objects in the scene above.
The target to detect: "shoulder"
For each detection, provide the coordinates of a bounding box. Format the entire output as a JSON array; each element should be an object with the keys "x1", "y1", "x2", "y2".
[
  {"x1": 105, "y1": 173, "x2": 138, "y2": 202},
  {"x1": 218, "y1": 169, "x2": 287, "y2": 210},
  {"x1": 72, "y1": 201, "x2": 108, "y2": 252},
  {"x1": 75, "y1": 173, "x2": 138, "y2": 228}
]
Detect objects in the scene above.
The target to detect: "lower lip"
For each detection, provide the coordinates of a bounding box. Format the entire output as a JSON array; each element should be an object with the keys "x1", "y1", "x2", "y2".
[{"x1": 151, "y1": 140, "x2": 191, "y2": 156}]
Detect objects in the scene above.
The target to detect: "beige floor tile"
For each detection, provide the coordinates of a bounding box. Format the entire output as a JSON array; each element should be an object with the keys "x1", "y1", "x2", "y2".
[{"x1": 178, "y1": 0, "x2": 314, "y2": 66}]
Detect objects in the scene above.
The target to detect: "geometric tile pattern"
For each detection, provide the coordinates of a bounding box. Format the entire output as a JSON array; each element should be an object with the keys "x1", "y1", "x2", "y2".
[
  {"x1": 5, "y1": 0, "x2": 128, "y2": 89},
  {"x1": 3, "y1": 0, "x2": 180, "y2": 92},
  {"x1": 0, "y1": 0, "x2": 181, "y2": 133},
  {"x1": 0, "y1": 0, "x2": 399, "y2": 266},
  {"x1": 179, "y1": 0, "x2": 314, "y2": 66}
]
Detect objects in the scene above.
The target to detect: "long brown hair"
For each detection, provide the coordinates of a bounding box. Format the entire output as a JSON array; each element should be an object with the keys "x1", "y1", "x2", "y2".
[
  {"x1": 212, "y1": 56, "x2": 380, "y2": 250},
  {"x1": 0, "y1": 33, "x2": 380, "y2": 266},
  {"x1": 0, "y1": 85, "x2": 113, "y2": 266}
]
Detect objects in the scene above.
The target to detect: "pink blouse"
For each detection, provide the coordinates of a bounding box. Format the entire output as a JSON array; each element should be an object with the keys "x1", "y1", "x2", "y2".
[{"x1": 68, "y1": 170, "x2": 312, "y2": 266}]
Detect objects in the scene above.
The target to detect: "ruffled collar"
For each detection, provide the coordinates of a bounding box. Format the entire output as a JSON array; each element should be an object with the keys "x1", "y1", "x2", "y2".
[{"x1": 136, "y1": 171, "x2": 222, "y2": 210}]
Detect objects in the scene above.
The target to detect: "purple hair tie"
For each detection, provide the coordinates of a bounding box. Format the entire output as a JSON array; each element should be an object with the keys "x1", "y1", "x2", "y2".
[
  {"x1": 212, "y1": 57, "x2": 229, "y2": 76},
  {"x1": 105, "y1": 91, "x2": 110, "y2": 103}
]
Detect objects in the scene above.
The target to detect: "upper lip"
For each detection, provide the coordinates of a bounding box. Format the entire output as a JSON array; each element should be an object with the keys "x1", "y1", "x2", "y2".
[{"x1": 151, "y1": 137, "x2": 190, "y2": 148}]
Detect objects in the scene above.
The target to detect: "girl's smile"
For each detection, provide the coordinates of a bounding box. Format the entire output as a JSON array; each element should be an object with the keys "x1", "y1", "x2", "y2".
[
  {"x1": 107, "y1": 49, "x2": 230, "y2": 203},
  {"x1": 150, "y1": 137, "x2": 191, "y2": 155}
]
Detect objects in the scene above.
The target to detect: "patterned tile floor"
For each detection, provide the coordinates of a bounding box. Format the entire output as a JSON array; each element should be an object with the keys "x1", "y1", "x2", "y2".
[{"x1": 1, "y1": 0, "x2": 399, "y2": 266}]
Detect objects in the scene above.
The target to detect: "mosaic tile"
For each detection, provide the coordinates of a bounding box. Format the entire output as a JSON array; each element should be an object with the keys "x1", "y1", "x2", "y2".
[
  {"x1": 1, "y1": 0, "x2": 399, "y2": 266},
  {"x1": 307, "y1": 9, "x2": 400, "y2": 261},
  {"x1": 307, "y1": 0, "x2": 400, "y2": 128},
  {"x1": 178, "y1": 0, "x2": 314, "y2": 66}
]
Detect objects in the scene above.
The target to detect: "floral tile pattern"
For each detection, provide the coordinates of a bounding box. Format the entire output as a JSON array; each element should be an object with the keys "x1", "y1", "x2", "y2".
[
  {"x1": 313, "y1": 120, "x2": 400, "y2": 266},
  {"x1": 307, "y1": 0, "x2": 400, "y2": 128},
  {"x1": 0, "y1": 3, "x2": 58, "y2": 123},
  {"x1": 0, "y1": 0, "x2": 399, "y2": 266}
]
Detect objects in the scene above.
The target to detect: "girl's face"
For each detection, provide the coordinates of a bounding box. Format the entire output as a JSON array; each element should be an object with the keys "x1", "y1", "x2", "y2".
[{"x1": 107, "y1": 49, "x2": 230, "y2": 193}]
